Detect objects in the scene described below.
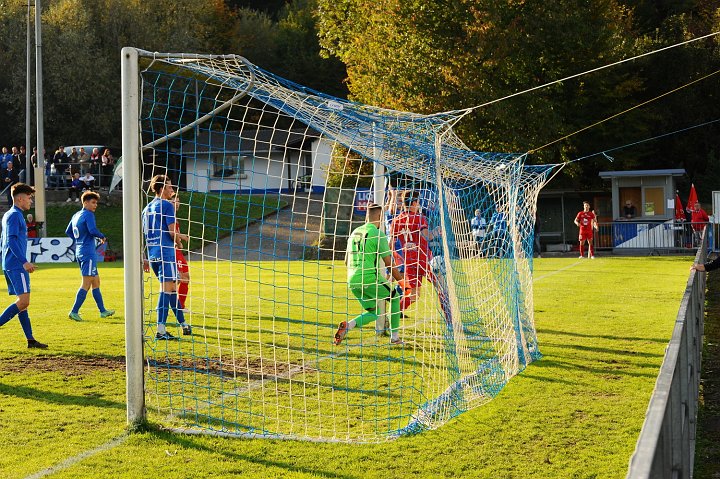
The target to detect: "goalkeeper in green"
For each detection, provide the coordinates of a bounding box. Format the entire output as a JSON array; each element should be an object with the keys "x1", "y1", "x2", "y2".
[{"x1": 334, "y1": 203, "x2": 404, "y2": 346}]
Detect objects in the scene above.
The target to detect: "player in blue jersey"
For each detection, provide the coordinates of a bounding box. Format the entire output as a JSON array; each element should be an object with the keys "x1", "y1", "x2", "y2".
[
  {"x1": 142, "y1": 174, "x2": 191, "y2": 340},
  {"x1": 0, "y1": 183, "x2": 47, "y2": 348},
  {"x1": 65, "y1": 191, "x2": 115, "y2": 321}
]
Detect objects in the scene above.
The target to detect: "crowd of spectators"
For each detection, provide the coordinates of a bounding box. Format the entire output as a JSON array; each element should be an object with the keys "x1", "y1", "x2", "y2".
[{"x1": 0, "y1": 144, "x2": 117, "y2": 200}]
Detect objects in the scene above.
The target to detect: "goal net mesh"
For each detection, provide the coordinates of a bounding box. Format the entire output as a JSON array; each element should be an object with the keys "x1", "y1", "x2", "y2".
[{"x1": 133, "y1": 52, "x2": 555, "y2": 442}]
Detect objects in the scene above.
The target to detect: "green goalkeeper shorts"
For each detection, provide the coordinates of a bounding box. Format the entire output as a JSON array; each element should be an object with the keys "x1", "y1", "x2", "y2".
[{"x1": 349, "y1": 280, "x2": 393, "y2": 311}]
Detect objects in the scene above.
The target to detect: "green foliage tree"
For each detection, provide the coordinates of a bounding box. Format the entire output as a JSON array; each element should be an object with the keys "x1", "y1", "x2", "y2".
[
  {"x1": 0, "y1": 0, "x2": 346, "y2": 149},
  {"x1": 316, "y1": 1, "x2": 720, "y2": 189}
]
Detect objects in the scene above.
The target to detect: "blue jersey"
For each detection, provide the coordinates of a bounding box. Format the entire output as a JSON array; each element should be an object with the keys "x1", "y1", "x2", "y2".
[
  {"x1": 1, "y1": 206, "x2": 28, "y2": 271},
  {"x1": 142, "y1": 197, "x2": 176, "y2": 261},
  {"x1": 65, "y1": 208, "x2": 105, "y2": 261}
]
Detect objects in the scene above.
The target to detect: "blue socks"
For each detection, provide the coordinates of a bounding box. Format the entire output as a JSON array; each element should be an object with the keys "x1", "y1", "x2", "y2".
[
  {"x1": 157, "y1": 292, "x2": 185, "y2": 327},
  {"x1": 0, "y1": 303, "x2": 20, "y2": 327},
  {"x1": 72, "y1": 288, "x2": 88, "y2": 314},
  {"x1": 92, "y1": 288, "x2": 106, "y2": 312},
  {"x1": 18, "y1": 310, "x2": 32, "y2": 339},
  {"x1": 0, "y1": 304, "x2": 32, "y2": 339}
]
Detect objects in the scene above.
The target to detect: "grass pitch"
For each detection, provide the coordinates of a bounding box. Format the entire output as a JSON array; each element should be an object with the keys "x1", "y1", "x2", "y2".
[{"x1": 0, "y1": 256, "x2": 690, "y2": 478}]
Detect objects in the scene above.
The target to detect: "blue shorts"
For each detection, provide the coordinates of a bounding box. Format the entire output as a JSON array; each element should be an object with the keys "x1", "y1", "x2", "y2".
[
  {"x1": 4, "y1": 269, "x2": 30, "y2": 295},
  {"x1": 78, "y1": 258, "x2": 99, "y2": 277},
  {"x1": 150, "y1": 258, "x2": 178, "y2": 283}
]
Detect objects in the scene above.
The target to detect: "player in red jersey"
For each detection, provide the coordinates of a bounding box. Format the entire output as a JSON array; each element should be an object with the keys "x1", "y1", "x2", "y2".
[
  {"x1": 390, "y1": 191, "x2": 441, "y2": 311},
  {"x1": 574, "y1": 201, "x2": 598, "y2": 259},
  {"x1": 173, "y1": 195, "x2": 190, "y2": 309}
]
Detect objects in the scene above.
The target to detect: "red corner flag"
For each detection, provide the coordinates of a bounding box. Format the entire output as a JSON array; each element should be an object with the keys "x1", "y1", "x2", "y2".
[
  {"x1": 675, "y1": 193, "x2": 686, "y2": 221},
  {"x1": 686, "y1": 184, "x2": 698, "y2": 214}
]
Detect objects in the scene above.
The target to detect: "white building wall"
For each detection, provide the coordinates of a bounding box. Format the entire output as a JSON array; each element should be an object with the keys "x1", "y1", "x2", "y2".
[
  {"x1": 311, "y1": 139, "x2": 332, "y2": 192},
  {"x1": 184, "y1": 138, "x2": 331, "y2": 193}
]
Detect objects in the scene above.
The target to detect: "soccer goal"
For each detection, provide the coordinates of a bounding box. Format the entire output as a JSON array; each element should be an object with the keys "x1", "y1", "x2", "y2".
[{"x1": 121, "y1": 47, "x2": 557, "y2": 442}]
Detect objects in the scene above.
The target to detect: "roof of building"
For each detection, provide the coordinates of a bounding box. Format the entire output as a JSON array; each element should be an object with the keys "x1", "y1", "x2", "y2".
[
  {"x1": 181, "y1": 128, "x2": 318, "y2": 154},
  {"x1": 599, "y1": 169, "x2": 686, "y2": 179}
]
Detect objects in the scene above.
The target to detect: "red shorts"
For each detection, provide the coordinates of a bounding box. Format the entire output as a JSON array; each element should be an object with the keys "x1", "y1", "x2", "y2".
[
  {"x1": 175, "y1": 249, "x2": 189, "y2": 274},
  {"x1": 578, "y1": 229, "x2": 594, "y2": 241}
]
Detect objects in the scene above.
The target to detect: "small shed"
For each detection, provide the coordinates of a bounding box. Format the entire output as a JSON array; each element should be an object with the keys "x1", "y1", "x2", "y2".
[
  {"x1": 181, "y1": 128, "x2": 332, "y2": 194},
  {"x1": 599, "y1": 169, "x2": 686, "y2": 221}
]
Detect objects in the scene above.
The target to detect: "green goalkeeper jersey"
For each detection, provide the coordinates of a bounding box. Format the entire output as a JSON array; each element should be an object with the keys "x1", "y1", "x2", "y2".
[{"x1": 346, "y1": 222, "x2": 391, "y2": 285}]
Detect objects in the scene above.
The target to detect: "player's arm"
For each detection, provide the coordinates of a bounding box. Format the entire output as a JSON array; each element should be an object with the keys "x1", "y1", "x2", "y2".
[
  {"x1": 64, "y1": 220, "x2": 74, "y2": 239},
  {"x1": 86, "y1": 214, "x2": 106, "y2": 244},
  {"x1": 173, "y1": 222, "x2": 189, "y2": 243},
  {"x1": 9, "y1": 216, "x2": 33, "y2": 272},
  {"x1": 382, "y1": 253, "x2": 403, "y2": 282},
  {"x1": 378, "y1": 234, "x2": 403, "y2": 283}
]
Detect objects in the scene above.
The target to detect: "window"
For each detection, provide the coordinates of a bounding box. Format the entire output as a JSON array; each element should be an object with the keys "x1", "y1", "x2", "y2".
[
  {"x1": 643, "y1": 187, "x2": 665, "y2": 216},
  {"x1": 211, "y1": 153, "x2": 246, "y2": 178}
]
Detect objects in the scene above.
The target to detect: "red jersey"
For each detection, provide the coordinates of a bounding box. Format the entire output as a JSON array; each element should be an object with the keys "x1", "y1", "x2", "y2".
[
  {"x1": 575, "y1": 211, "x2": 596, "y2": 232},
  {"x1": 691, "y1": 208, "x2": 709, "y2": 231},
  {"x1": 26, "y1": 221, "x2": 38, "y2": 238},
  {"x1": 391, "y1": 211, "x2": 431, "y2": 265},
  {"x1": 173, "y1": 221, "x2": 189, "y2": 273}
]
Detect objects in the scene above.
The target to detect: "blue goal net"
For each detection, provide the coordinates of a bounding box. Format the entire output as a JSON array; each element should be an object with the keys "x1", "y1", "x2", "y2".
[{"x1": 126, "y1": 50, "x2": 557, "y2": 442}]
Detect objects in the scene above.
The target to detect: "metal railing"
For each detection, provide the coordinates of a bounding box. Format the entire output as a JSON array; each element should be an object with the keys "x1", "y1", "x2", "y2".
[
  {"x1": 626, "y1": 228, "x2": 707, "y2": 478},
  {"x1": 42, "y1": 161, "x2": 117, "y2": 189},
  {"x1": 592, "y1": 221, "x2": 704, "y2": 254}
]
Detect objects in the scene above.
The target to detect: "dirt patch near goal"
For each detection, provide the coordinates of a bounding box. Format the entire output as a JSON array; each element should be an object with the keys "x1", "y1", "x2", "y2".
[
  {"x1": 148, "y1": 355, "x2": 313, "y2": 381},
  {"x1": 0, "y1": 355, "x2": 126, "y2": 376}
]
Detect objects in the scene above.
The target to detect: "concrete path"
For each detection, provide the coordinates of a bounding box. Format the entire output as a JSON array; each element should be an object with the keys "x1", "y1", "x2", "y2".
[{"x1": 188, "y1": 193, "x2": 326, "y2": 262}]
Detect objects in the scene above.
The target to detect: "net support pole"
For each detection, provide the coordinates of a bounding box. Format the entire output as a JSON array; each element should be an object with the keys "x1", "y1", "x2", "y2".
[
  {"x1": 121, "y1": 46, "x2": 146, "y2": 427},
  {"x1": 373, "y1": 124, "x2": 387, "y2": 334}
]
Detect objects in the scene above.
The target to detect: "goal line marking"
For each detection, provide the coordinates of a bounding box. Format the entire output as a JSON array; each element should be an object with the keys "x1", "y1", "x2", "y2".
[{"x1": 24, "y1": 434, "x2": 128, "y2": 479}]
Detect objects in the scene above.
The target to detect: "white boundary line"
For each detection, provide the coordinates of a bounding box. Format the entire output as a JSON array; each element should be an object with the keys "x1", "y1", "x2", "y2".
[
  {"x1": 24, "y1": 434, "x2": 128, "y2": 479},
  {"x1": 533, "y1": 260, "x2": 583, "y2": 282}
]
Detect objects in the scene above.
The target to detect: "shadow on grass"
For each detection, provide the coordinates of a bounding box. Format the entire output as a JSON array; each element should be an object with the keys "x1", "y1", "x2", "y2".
[
  {"x1": 530, "y1": 357, "x2": 660, "y2": 379},
  {"x1": 539, "y1": 341, "x2": 665, "y2": 359},
  {"x1": 537, "y1": 328, "x2": 670, "y2": 344},
  {"x1": 148, "y1": 428, "x2": 360, "y2": 479},
  {"x1": 0, "y1": 381, "x2": 125, "y2": 410}
]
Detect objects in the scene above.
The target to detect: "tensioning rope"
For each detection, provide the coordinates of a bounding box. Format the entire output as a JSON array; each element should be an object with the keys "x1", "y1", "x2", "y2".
[
  {"x1": 449, "y1": 30, "x2": 720, "y2": 115},
  {"x1": 529, "y1": 67, "x2": 720, "y2": 154},
  {"x1": 569, "y1": 117, "x2": 720, "y2": 164}
]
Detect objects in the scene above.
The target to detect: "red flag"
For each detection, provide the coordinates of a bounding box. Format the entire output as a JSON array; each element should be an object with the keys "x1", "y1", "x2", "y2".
[
  {"x1": 686, "y1": 184, "x2": 698, "y2": 213},
  {"x1": 675, "y1": 193, "x2": 686, "y2": 221}
]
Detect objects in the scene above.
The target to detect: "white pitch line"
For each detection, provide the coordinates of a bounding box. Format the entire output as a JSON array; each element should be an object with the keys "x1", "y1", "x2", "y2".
[
  {"x1": 24, "y1": 434, "x2": 128, "y2": 479},
  {"x1": 533, "y1": 260, "x2": 583, "y2": 282}
]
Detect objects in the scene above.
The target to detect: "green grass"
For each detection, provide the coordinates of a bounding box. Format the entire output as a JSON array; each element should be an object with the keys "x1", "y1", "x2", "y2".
[
  {"x1": 36, "y1": 193, "x2": 287, "y2": 253},
  {"x1": 0, "y1": 257, "x2": 691, "y2": 478}
]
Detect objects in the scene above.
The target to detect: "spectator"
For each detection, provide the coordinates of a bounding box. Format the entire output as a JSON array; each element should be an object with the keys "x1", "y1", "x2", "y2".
[
  {"x1": 77, "y1": 147, "x2": 90, "y2": 173},
  {"x1": 52, "y1": 146, "x2": 69, "y2": 188},
  {"x1": 470, "y1": 209, "x2": 487, "y2": 244},
  {"x1": 30, "y1": 147, "x2": 38, "y2": 168},
  {"x1": 67, "y1": 173, "x2": 83, "y2": 202},
  {"x1": 534, "y1": 213, "x2": 542, "y2": 258},
  {"x1": 100, "y1": 149, "x2": 114, "y2": 187},
  {"x1": 10, "y1": 147, "x2": 22, "y2": 171},
  {"x1": 18, "y1": 147, "x2": 28, "y2": 182},
  {"x1": 623, "y1": 200, "x2": 636, "y2": 219},
  {"x1": 81, "y1": 171, "x2": 95, "y2": 190},
  {"x1": 89, "y1": 147, "x2": 101, "y2": 179},
  {"x1": 0, "y1": 147, "x2": 11, "y2": 166},
  {"x1": 26, "y1": 214, "x2": 38, "y2": 239},
  {"x1": 68, "y1": 147, "x2": 80, "y2": 176},
  {"x1": 691, "y1": 202, "x2": 709, "y2": 246},
  {"x1": 2, "y1": 160, "x2": 19, "y2": 206}
]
